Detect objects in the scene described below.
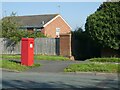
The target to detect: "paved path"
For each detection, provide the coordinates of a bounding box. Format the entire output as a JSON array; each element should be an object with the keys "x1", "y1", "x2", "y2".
[
  {"x1": 6, "y1": 60, "x2": 120, "y2": 73},
  {"x1": 1, "y1": 70, "x2": 119, "y2": 89},
  {"x1": 6, "y1": 60, "x2": 119, "y2": 73},
  {"x1": 8, "y1": 60, "x2": 83, "y2": 73},
  {"x1": 26, "y1": 60, "x2": 83, "y2": 73}
]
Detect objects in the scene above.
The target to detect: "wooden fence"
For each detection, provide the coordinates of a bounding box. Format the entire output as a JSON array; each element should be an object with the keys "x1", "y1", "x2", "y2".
[
  {"x1": 34, "y1": 38, "x2": 59, "y2": 55},
  {"x1": 0, "y1": 38, "x2": 60, "y2": 55}
]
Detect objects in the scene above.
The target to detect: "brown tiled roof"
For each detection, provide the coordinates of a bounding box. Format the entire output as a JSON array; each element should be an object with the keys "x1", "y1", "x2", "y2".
[{"x1": 5, "y1": 14, "x2": 59, "y2": 28}]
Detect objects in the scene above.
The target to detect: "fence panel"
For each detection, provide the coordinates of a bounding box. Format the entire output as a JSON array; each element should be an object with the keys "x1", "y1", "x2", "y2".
[
  {"x1": 34, "y1": 38, "x2": 59, "y2": 55},
  {"x1": 0, "y1": 38, "x2": 4, "y2": 54},
  {"x1": 0, "y1": 38, "x2": 59, "y2": 55},
  {"x1": 0, "y1": 38, "x2": 21, "y2": 54}
]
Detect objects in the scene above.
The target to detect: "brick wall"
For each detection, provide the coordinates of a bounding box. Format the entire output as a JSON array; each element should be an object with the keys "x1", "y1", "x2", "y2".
[
  {"x1": 44, "y1": 16, "x2": 71, "y2": 38},
  {"x1": 60, "y1": 34, "x2": 72, "y2": 57}
]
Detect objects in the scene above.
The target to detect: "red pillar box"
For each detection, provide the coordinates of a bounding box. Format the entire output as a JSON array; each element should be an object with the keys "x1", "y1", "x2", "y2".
[{"x1": 21, "y1": 38, "x2": 34, "y2": 66}]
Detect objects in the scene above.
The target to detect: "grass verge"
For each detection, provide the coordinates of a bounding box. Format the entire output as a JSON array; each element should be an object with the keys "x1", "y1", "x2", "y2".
[
  {"x1": 64, "y1": 62, "x2": 119, "y2": 73},
  {"x1": 0, "y1": 60, "x2": 40, "y2": 71},
  {"x1": 1, "y1": 54, "x2": 20, "y2": 60},
  {"x1": 1, "y1": 54, "x2": 69, "y2": 60},
  {"x1": 34, "y1": 55, "x2": 69, "y2": 60},
  {"x1": 87, "y1": 58, "x2": 120, "y2": 63}
]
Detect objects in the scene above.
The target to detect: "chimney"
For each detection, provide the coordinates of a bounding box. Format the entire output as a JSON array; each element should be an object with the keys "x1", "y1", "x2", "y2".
[{"x1": 42, "y1": 21, "x2": 45, "y2": 25}]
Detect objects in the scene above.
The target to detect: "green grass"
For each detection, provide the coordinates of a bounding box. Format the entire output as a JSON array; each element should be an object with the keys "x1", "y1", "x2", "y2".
[
  {"x1": 0, "y1": 60, "x2": 40, "y2": 71},
  {"x1": 87, "y1": 58, "x2": 120, "y2": 63},
  {"x1": 1, "y1": 54, "x2": 20, "y2": 59},
  {"x1": 64, "y1": 62, "x2": 119, "y2": 73},
  {"x1": 34, "y1": 55, "x2": 69, "y2": 60},
  {"x1": 1, "y1": 54, "x2": 69, "y2": 60}
]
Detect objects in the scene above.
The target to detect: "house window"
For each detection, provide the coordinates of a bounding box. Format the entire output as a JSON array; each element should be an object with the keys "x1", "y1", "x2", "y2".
[
  {"x1": 36, "y1": 29, "x2": 41, "y2": 32},
  {"x1": 56, "y1": 28, "x2": 60, "y2": 38},
  {"x1": 34, "y1": 28, "x2": 41, "y2": 32}
]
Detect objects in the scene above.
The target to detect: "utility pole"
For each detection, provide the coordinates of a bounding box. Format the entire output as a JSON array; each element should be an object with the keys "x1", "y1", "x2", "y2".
[
  {"x1": 58, "y1": 5, "x2": 61, "y2": 14},
  {"x1": 3, "y1": 10, "x2": 7, "y2": 17}
]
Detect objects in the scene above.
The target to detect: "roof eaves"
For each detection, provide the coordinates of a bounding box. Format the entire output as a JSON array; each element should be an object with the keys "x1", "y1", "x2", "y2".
[
  {"x1": 43, "y1": 14, "x2": 59, "y2": 27},
  {"x1": 43, "y1": 14, "x2": 72, "y2": 30},
  {"x1": 20, "y1": 25, "x2": 43, "y2": 28}
]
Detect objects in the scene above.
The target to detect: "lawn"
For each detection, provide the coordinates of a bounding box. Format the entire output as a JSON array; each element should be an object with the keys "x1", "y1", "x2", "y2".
[
  {"x1": 1, "y1": 54, "x2": 69, "y2": 60},
  {"x1": 0, "y1": 60, "x2": 40, "y2": 71},
  {"x1": 87, "y1": 58, "x2": 120, "y2": 63},
  {"x1": 34, "y1": 55, "x2": 69, "y2": 60},
  {"x1": 1, "y1": 54, "x2": 20, "y2": 60},
  {"x1": 64, "y1": 62, "x2": 119, "y2": 73}
]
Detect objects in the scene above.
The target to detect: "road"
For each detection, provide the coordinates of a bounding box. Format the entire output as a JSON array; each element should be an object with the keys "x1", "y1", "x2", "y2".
[{"x1": 1, "y1": 70, "x2": 119, "y2": 90}]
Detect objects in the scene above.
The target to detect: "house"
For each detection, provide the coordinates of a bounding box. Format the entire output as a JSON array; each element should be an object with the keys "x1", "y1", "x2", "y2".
[
  {"x1": 3, "y1": 14, "x2": 73, "y2": 58},
  {"x1": 13, "y1": 14, "x2": 72, "y2": 38}
]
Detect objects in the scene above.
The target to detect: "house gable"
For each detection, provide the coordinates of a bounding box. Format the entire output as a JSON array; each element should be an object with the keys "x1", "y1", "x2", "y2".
[
  {"x1": 43, "y1": 15, "x2": 72, "y2": 30},
  {"x1": 43, "y1": 15, "x2": 72, "y2": 38}
]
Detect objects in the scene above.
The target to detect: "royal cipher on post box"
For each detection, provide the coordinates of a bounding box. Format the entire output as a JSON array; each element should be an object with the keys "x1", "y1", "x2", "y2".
[{"x1": 21, "y1": 38, "x2": 34, "y2": 66}]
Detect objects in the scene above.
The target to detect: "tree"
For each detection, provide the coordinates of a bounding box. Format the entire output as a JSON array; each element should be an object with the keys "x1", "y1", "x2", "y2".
[
  {"x1": 85, "y1": 2, "x2": 120, "y2": 50},
  {"x1": 0, "y1": 20, "x2": 2, "y2": 37},
  {"x1": 2, "y1": 12, "x2": 21, "y2": 44},
  {"x1": 2, "y1": 12, "x2": 45, "y2": 44},
  {"x1": 107, "y1": 0, "x2": 120, "y2": 2},
  {"x1": 72, "y1": 27, "x2": 100, "y2": 60}
]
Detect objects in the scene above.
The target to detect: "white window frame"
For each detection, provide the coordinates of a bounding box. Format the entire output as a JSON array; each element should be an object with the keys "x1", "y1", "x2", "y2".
[{"x1": 56, "y1": 28, "x2": 60, "y2": 37}]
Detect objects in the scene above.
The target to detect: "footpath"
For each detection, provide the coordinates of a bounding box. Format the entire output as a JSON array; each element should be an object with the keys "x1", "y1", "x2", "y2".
[{"x1": 26, "y1": 60, "x2": 84, "y2": 73}]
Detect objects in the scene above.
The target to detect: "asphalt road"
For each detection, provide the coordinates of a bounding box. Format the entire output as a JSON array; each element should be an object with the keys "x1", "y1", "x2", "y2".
[{"x1": 1, "y1": 70, "x2": 119, "y2": 90}]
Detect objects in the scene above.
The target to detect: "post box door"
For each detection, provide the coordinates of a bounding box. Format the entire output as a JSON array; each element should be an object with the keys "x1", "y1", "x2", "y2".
[
  {"x1": 28, "y1": 40, "x2": 34, "y2": 65},
  {"x1": 21, "y1": 38, "x2": 34, "y2": 66}
]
